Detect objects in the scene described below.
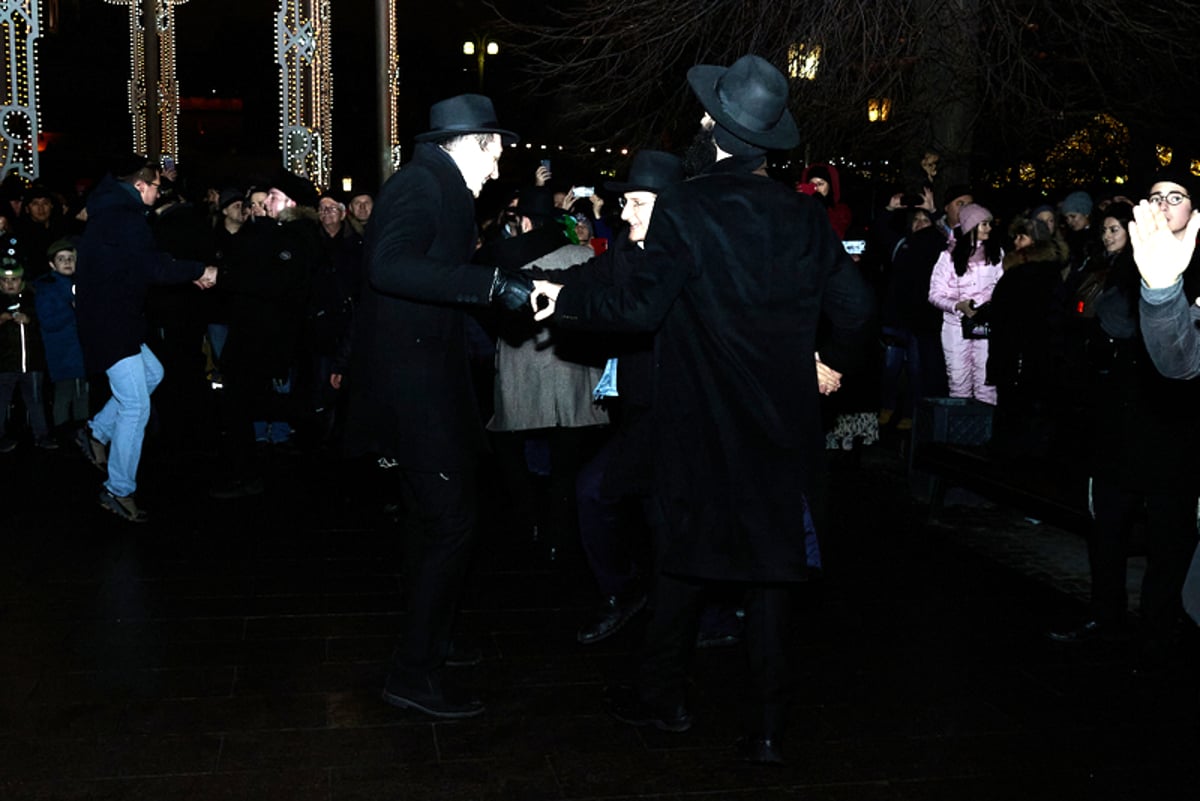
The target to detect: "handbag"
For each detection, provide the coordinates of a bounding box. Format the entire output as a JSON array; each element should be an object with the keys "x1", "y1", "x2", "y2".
[{"x1": 961, "y1": 301, "x2": 991, "y2": 339}]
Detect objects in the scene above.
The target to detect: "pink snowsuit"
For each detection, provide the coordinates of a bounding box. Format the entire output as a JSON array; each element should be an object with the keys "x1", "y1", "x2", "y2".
[{"x1": 928, "y1": 247, "x2": 1004, "y2": 404}]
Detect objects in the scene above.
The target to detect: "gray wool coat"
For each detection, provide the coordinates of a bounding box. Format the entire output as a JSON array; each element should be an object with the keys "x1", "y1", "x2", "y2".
[{"x1": 488, "y1": 243, "x2": 610, "y2": 432}]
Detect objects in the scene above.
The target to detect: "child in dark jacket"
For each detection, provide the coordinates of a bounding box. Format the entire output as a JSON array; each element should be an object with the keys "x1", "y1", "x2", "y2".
[
  {"x1": 0, "y1": 260, "x2": 55, "y2": 451},
  {"x1": 33, "y1": 238, "x2": 88, "y2": 434}
]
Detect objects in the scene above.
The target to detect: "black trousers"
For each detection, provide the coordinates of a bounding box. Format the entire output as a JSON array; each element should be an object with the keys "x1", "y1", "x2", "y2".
[
  {"x1": 1089, "y1": 477, "x2": 1198, "y2": 633},
  {"x1": 636, "y1": 569, "x2": 794, "y2": 738},
  {"x1": 393, "y1": 468, "x2": 477, "y2": 681}
]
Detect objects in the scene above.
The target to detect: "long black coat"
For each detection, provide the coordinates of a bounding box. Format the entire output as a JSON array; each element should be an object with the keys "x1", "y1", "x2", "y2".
[
  {"x1": 342, "y1": 143, "x2": 497, "y2": 471},
  {"x1": 555, "y1": 156, "x2": 873, "y2": 582},
  {"x1": 220, "y1": 210, "x2": 323, "y2": 378}
]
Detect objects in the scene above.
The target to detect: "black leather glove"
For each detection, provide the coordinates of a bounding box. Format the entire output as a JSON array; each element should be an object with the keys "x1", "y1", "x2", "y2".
[{"x1": 489, "y1": 267, "x2": 534, "y2": 311}]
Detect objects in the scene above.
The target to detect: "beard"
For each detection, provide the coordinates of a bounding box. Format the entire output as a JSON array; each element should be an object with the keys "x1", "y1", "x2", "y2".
[{"x1": 682, "y1": 125, "x2": 717, "y2": 177}]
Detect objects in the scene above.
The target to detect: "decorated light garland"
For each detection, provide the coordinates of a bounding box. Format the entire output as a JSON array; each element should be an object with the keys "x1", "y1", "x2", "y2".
[
  {"x1": 276, "y1": 0, "x2": 332, "y2": 188},
  {"x1": 104, "y1": 0, "x2": 186, "y2": 163},
  {"x1": 385, "y1": 0, "x2": 400, "y2": 172},
  {"x1": 1, "y1": 0, "x2": 43, "y2": 181}
]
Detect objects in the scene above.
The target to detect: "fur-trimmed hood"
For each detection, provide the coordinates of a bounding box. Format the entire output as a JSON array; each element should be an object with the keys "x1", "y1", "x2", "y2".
[{"x1": 1003, "y1": 236, "x2": 1068, "y2": 271}]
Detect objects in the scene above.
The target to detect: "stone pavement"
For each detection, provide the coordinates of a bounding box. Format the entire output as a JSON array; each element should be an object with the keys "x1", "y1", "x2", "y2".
[{"x1": 0, "y1": 433, "x2": 1195, "y2": 800}]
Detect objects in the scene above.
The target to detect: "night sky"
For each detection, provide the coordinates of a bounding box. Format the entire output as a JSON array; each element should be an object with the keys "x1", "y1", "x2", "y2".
[{"x1": 36, "y1": 0, "x2": 539, "y2": 189}]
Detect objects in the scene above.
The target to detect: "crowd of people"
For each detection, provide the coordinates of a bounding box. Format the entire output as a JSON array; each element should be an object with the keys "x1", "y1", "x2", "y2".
[{"x1": 2, "y1": 53, "x2": 1198, "y2": 764}]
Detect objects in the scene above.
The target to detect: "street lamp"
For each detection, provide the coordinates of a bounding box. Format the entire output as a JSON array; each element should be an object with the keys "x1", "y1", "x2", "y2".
[{"x1": 463, "y1": 37, "x2": 499, "y2": 90}]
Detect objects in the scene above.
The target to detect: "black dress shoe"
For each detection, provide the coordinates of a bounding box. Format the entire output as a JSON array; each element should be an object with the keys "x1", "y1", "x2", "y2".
[
  {"x1": 381, "y1": 673, "x2": 484, "y2": 719},
  {"x1": 736, "y1": 736, "x2": 784, "y2": 765},
  {"x1": 577, "y1": 594, "x2": 647, "y2": 645},
  {"x1": 1046, "y1": 619, "x2": 1123, "y2": 644},
  {"x1": 606, "y1": 684, "x2": 692, "y2": 732}
]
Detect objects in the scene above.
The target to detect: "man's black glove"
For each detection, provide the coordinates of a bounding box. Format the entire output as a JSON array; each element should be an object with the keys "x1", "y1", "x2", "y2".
[{"x1": 490, "y1": 267, "x2": 534, "y2": 311}]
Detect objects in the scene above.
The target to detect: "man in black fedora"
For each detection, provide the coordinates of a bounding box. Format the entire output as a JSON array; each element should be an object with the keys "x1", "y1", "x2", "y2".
[
  {"x1": 343, "y1": 93, "x2": 534, "y2": 719},
  {"x1": 531, "y1": 55, "x2": 872, "y2": 762},
  {"x1": 559, "y1": 150, "x2": 685, "y2": 645}
]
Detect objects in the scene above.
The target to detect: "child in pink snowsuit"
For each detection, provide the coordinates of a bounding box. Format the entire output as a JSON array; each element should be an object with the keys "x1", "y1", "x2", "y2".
[{"x1": 928, "y1": 203, "x2": 1004, "y2": 405}]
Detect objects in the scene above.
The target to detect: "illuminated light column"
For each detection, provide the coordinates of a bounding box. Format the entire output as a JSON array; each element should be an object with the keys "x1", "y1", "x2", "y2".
[
  {"x1": 105, "y1": 0, "x2": 187, "y2": 162},
  {"x1": 1, "y1": 0, "x2": 43, "y2": 181},
  {"x1": 276, "y1": 0, "x2": 332, "y2": 189},
  {"x1": 377, "y1": 0, "x2": 399, "y2": 177}
]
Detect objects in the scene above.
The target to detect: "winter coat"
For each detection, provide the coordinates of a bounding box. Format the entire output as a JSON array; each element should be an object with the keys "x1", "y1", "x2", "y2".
[
  {"x1": 0, "y1": 286, "x2": 46, "y2": 373},
  {"x1": 220, "y1": 208, "x2": 323, "y2": 378},
  {"x1": 800, "y1": 163, "x2": 852, "y2": 239},
  {"x1": 32, "y1": 271, "x2": 84, "y2": 381},
  {"x1": 882, "y1": 224, "x2": 947, "y2": 335},
  {"x1": 487, "y1": 227, "x2": 608, "y2": 432},
  {"x1": 1091, "y1": 267, "x2": 1200, "y2": 493},
  {"x1": 75, "y1": 175, "x2": 206, "y2": 374},
  {"x1": 928, "y1": 247, "x2": 1004, "y2": 325},
  {"x1": 341, "y1": 142, "x2": 499, "y2": 470},
  {"x1": 554, "y1": 155, "x2": 874, "y2": 583},
  {"x1": 986, "y1": 241, "x2": 1068, "y2": 388}
]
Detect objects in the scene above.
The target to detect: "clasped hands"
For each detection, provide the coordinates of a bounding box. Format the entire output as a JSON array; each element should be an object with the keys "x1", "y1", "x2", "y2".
[{"x1": 194, "y1": 265, "x2": 218, "y2": 290}]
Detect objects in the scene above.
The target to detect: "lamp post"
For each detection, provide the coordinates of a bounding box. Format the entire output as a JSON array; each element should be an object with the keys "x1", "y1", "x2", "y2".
[{"x1": 463, "y1": 37, "x2": 499, "y2": 91}]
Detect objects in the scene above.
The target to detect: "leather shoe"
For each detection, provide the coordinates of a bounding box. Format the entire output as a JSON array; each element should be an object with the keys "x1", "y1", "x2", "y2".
[
  {"x1": 736, "y1": 736, "x2": 784, "y2": 765},
  {"x1": 606, "y1": 684, "x2": 691, "y2": 732},
  {"x1": 577, "y1": 594, "x2": 647, "y2": 645},
  {"x1": 381, "y1": 673, "x2": 484, "y2": 719},
  {"x1": 1046, "y1": 619, "x2": 1123, "y2": 644}
]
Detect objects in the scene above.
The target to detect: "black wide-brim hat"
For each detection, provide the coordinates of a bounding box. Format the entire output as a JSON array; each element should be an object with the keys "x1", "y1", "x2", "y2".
[
  {"x1": 687, "y1": 54, "x2": 798, "y2": 151},
  {"x1": 605, "y1": 150, "x2": 685, "y2": 194},
  {"x1": 414, "y1": 94, "x2": 519, "y2": 145}
]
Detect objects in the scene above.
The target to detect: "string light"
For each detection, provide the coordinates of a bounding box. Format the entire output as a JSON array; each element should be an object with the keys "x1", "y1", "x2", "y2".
[
  {"x1": 104, "y1": 0, "x2": 187, "y2": 163},
  {"x1": 276, "y1": 0, "x2": 333, "y2": 189},
  {"x1": 1, "y1": 0, "x2": 42, "y2": 181}
]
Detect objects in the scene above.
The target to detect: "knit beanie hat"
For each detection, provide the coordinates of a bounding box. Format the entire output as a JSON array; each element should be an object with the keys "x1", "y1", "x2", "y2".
[
  {"x1": 957, "y1": 203, "x2": 992, "y2": 234},
  {"x1": 1060, "y1": 191, "x2": 1092, "y2": 217}
]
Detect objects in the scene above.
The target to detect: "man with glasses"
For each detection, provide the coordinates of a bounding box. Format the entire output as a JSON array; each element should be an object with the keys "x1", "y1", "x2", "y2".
[
  {"x1": 74, "y1": 157, "x2": 217, "y2": 522},
  {"x1": 1134, "y1": 172, "x2": 1200, "y2": 379},
  {"x1": 1130, "y1": 171, "x2": 1200, "y2": 638}
]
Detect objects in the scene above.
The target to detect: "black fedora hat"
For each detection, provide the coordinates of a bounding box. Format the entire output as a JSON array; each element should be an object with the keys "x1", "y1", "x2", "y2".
[
  {"x1": 512, "y1": 186, "x2": 559, "y2": 221},
  {"x1": 687, "y1": 54, "x2": 798, "y2": 150},
  {"x1": 414, "y1": 94, "x2": 519, "y2": 145},
  {"x1": 605, "y1": 150, "x2": 685, "y2": 194}
]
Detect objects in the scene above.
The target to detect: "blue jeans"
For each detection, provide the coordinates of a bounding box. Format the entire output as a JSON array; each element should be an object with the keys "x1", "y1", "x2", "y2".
[{"x1": 89, "y1": 345, "x2": 163, "y2": 497}]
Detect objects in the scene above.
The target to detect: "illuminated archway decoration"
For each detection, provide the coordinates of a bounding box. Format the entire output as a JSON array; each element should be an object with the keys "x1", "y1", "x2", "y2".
[
  {"x1": 1, "y1": 0, "x2": 43, "y2": 181},
  {"x1": 276, "y1": 0, "x2": 332, "y2": 188},
  {"x1": 105, "y1": 0, "x2": 187, "y2": 161}
]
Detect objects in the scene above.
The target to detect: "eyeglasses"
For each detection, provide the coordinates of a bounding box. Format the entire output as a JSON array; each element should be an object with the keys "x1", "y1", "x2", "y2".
[{"x1": 1148, "y1": 191, "x2": 1190, "y2": 206}]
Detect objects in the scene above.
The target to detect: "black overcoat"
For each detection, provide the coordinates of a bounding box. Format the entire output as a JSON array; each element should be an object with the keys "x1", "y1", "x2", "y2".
[
  {"x1": 342, "y1": 143, "x2": 497, "y2": 471},
  {"x1": 554, "y1": 156, "x2": 873, "y2": 582}
]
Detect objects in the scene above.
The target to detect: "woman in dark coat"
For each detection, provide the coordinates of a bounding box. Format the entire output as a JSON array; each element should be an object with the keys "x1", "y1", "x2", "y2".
[{"x1": 986, "y1": 213, "x2": 1070, "y2": 458}]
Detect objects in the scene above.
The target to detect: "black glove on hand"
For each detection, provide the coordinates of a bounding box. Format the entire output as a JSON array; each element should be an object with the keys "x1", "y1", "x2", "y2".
[{"x1": 490, "y1": 267, "x2": 534, "y2": 311}]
